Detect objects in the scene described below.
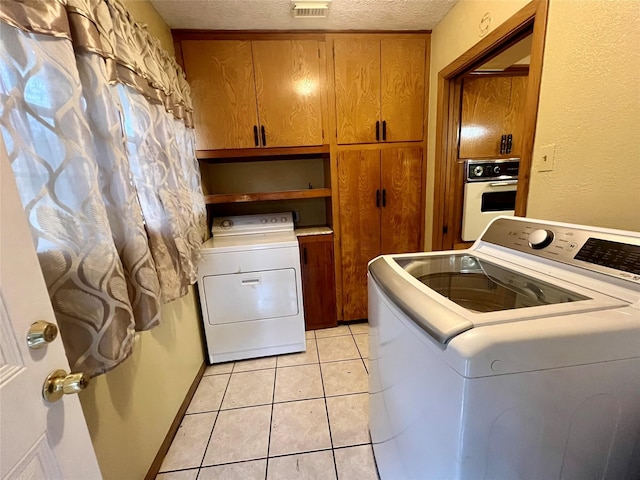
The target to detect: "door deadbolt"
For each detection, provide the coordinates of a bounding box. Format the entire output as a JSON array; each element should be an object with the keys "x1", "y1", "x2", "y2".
[{"x1": 27, "y1": 321, "x2": 58, "y2": 349}]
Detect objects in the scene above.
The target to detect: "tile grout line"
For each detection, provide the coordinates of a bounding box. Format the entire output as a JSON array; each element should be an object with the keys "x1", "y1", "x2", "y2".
[
  {"x1": 191, "y1": 388, "x2": 368, "y2": 415},
  {"x1": 351, "y1": 329, "x2": 370, "y2": 374},
  {"x1": 360, "y1": 337, "x2": 369, "y2": 374},
  {"x1": 204, "y1": 353, "x2": 365, "y2": 376},
  {"x1": 264, "y1": 349, "x2": 282, "y2": 479},
  {"x1": 182, "y1": 440, "x2": 377, "y2": 475},
  {"x1": 196, "y1": 369, "x2": 232, "y2": 474},
  {"x1": 317, "y1": 334, "x2": 340, "y2": 480}
]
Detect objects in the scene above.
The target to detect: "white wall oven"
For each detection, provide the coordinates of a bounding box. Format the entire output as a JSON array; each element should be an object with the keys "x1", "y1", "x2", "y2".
[{"x1": 462, "y1": 159, "x2": 519, "y2": 241}]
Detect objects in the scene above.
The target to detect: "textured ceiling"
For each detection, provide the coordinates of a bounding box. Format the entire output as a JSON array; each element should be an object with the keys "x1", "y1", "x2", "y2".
[{"x1": 149, "y1": 0, "x2": 457, "y2": 31}]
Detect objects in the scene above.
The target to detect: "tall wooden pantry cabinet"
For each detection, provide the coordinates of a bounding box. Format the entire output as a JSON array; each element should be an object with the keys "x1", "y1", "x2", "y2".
[{"x1": 330, "y1": 33, "x2": 429, "y2": 321}]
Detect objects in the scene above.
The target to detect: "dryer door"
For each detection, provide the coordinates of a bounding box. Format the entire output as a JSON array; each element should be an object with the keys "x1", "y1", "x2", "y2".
[{"x1": 203, "y1": 269, "x2": 299, "y2": 325}]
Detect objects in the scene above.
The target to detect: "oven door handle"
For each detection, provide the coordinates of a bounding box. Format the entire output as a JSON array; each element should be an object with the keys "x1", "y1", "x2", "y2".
[{"x1": 488, "y1": 180, "x2": 518, "y2": 187}]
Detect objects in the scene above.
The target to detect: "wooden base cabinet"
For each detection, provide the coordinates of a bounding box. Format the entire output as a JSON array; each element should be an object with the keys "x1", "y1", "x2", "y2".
[
  {"x1": 338, "y1": 147, "x2": 423, "y2": 320},
  {"x1": 299, "y1": 233, "x2": 337, "y2": 330}
]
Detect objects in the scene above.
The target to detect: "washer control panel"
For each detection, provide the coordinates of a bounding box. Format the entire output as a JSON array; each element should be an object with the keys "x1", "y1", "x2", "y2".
[
  {"x1": 212, "y1": 212, "x2": 294, "y2": 237},
  {"x1": 481, "y1": 217, "x2": 640, "y2": 282}
]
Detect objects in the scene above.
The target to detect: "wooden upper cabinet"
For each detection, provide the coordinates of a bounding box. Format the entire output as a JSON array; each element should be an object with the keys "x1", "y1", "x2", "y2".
[
  {"x1": 333, "y1": 36, "x2": 427, "y2": 145},
  {"x1": 181, "y1": 40, "x2": 259, "y2": 150},
  {"x1": 381, "y1": 39, "x2": 426, "y2": 143},
  {"x1": 459, "y1": 74, "x2": 529, "y2": 158},
  {"x1": 503, "y1": 75, "x2": 528, "y2": 157},
  {"x1": 333, "y1": 39, "x2": 381, "y2": 145},
  {"x1": 181, "y1": 39, "x2": 324, "y2": 151},
  {"x1": 252, "y1": 40, "x2": 323, "y2": 148}
]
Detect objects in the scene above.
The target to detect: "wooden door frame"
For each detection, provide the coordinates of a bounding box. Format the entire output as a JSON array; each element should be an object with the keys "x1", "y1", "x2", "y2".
[{"x1": 432, "y1": 0, "x2": 549, "y2": 251}]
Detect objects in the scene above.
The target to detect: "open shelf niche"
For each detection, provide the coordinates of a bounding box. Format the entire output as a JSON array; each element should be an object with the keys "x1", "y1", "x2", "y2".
[{"x1": 198, "y1": 152, "x2": 332, "y2": 229}]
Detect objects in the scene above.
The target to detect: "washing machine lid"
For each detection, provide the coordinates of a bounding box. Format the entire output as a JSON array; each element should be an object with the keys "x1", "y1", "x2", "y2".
[
  {"x1": 399, "y1": 254, "x2": 590, "y2": 312},
  {"x1": 369, "y1": 252, "x2": 629, "y2": 345},
  {"x1": 202, "y1": 231, "x2": 298, "y2": 254}
]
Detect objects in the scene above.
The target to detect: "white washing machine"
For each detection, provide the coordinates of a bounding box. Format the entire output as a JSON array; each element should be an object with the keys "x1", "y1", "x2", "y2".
[
  {"x1": 197, "y1": 212, "x2": 305, "y2": 364},
  {"x1": 368, "y1": 216, "x2": 640, "y2": 480}
]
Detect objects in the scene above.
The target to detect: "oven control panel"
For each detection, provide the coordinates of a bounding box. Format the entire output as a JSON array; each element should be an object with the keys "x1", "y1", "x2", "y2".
[
  {"x1": 481, "y1": 217, "x2": 640, "y2": 282},
  {"x1": 466, "y1": 159, "x2": 520, "y2": 182}
]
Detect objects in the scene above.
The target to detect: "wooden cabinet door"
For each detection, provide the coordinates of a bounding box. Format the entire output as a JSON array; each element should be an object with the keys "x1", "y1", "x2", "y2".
[
  {"x1": 299, "y1": 234, "x2": 337, "y2": 330},
  {"x1": 181, "y1": 40, "x2": 259, "y2": 150},
  {"x1": 338, "y1": 150, "x2": 381, "y2": 320},
  {"x1": 504, "y1": 75, "x2": 528, "y2": 157},
  {"x1": 252, "y1": 40, "x2": 323, "y2": 148},
  {"x1": 458, "y1": 76, "x2": 512, "y2": 158},
  {"x1": 380, "y1": 147, "x2": 423, "y2": 254},
  {"x1": 334, "y1": 39, "x2": 381, "y2": 145},
  {"x1": 381, "y1": 39, "x2": 426, "y2": 142}
]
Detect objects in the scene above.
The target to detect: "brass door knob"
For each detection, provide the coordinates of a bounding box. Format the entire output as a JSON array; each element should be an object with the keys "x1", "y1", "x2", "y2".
[
  {"x1": 27, "y1": 321, "x2": 58, "y2": 349},
  {"x1": 42, "y1": 369, "x2": 90, "y2": 403}
]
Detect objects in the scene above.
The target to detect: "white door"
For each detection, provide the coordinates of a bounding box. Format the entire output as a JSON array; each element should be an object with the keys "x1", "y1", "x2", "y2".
[{"x1": 0, "y1": 146, "x2": 102, "y2": 479}]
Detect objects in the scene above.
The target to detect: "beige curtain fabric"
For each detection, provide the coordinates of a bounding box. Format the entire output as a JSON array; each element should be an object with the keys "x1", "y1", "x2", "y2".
[
  {"x1": 0, "y1": 0, "x2": 205, "y2": 376},
  {"x1": 75, "y1": 53, "x2": 162, "y2": 330},
  {"x1": 0, "y1": 0, "x2": 71, "y2": 38},
  {"x1": 0, "y1": 21, "x2": 137, "y2": 375},
  {"x1": 0, "y1": 0, "x2": 194, "y2": 124}
]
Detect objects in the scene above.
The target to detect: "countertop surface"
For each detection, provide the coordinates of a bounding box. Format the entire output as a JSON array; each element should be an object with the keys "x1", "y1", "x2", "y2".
[{"x1": 295, "y1": 226, "x2": 333, "y2": 237}]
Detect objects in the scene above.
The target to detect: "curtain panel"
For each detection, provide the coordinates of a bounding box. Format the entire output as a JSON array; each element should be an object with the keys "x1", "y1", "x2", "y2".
[{"x1": 0, "y1": 0, "x2": 206, "y2": 376}]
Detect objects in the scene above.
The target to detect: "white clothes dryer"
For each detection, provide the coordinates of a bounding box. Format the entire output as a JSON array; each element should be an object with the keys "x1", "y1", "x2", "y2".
[
  {"x1": 197, "y1": 213, "x2": 305, "y2": 364},
  {"x1": 368, "y1": 216, "x2": 640, "y2": 480}
]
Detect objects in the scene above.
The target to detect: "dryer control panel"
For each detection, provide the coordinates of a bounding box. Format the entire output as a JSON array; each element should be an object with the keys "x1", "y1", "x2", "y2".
[
  {"x1": 212, "y1": 212, "x2": 294, "y2": 237},
  {"x1": 480, "y1": 217, "x2": 640, "y2": 282}
]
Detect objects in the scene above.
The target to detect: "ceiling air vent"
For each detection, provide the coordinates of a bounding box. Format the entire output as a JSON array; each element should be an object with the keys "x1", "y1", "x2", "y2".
[{"x1": 291, "y1": 0, "x2": 331, "y2": 18}]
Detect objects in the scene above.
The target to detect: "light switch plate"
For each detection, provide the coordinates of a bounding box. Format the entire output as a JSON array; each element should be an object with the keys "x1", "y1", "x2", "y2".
[{"x1": 537, "y1": 144, "x2": 555, "y2": 172}]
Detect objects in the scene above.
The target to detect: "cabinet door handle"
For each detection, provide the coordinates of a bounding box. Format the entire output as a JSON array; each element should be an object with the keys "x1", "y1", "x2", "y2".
[
  {"x1": 382, "y1": 188, "x2": 386, "y2": 207},
  {"x1": 376, "y1": 189, "x2": 380, "y2": 208},
  {"x1": 253, "y1": 125, "x2": 259, "y2": 147},
  {"x1": 382, "y1": 120, "x2": 387, "y2": 141},
  {"x1": 506, "y1": 134, "x2": 513, "y2": 154},
  {"x1": 376, "y1": 121, "x2": 380, "y2": 141},
  {"x1": 500, "y1": 134, "x2": 507, "y2": 154},
  {"x1": 261, "y1": 126, "x2": 267, "y2": 147},
  {"x1": 303, "y1": 247, "x2": 308, "y2": 264}
]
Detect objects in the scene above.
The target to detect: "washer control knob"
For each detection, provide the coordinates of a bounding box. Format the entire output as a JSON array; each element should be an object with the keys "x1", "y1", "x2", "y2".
[
  {"x1": 528, "y1": 229, "x2": 554, "y2": 249},
  {"x1": 271, "y1": 218, "x2": 277, "y2": 223},
  {"x1": 473, "y1": 165, "x2": 484, "y2": 177},
  {"x1": 281, "y1": 217, "x2": 287, "y2": 222},
  {"x1": 220, "y1": 219, "x2": 233, "y2": 228},
  {"x1": 261, "y1": 218, "x2": 267, "y2": 224}
]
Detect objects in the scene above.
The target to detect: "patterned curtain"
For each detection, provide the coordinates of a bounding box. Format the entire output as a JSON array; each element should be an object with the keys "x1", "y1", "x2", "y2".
[{"x1": 0, "y1": 0, "x2": 206, "y2": 377}]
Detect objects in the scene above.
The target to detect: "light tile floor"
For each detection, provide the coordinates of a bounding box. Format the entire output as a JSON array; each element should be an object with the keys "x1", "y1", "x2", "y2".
[{"x1": 157, "y1": 323, "x2": 379, "y2": 480}]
